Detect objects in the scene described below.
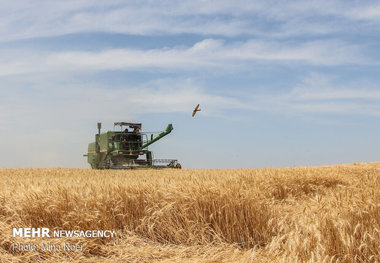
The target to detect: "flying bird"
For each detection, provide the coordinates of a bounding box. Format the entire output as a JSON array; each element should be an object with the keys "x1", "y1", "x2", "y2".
[{"x1": 192, "y1": 104, "x2": 201, "y2": 117}]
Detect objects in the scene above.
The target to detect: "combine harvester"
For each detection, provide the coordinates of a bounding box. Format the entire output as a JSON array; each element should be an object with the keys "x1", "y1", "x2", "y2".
[{"x1": 84, "y1": 122, "x2": 181, "y2": 169}]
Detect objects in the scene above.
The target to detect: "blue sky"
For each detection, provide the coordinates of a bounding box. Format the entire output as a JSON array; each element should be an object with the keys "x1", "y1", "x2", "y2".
[{"x1": 0, "y1": 0, "x2": 379, "y2": 168}]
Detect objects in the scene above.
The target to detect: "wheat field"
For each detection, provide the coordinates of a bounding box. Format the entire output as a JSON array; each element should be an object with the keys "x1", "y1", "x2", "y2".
[{"x1": 0, "y1": 162, "x2": 379, "y2": 262}]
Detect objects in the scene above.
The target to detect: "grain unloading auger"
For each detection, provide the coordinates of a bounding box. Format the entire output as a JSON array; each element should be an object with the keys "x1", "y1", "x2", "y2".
[{"x1": 84, "y1": 122, "x2": 181, "y2": 169}]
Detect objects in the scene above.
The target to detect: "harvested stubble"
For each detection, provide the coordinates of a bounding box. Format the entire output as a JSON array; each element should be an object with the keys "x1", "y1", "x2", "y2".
[{"x1": 0, "y1": 162, "x2": 379, "y2": 262}]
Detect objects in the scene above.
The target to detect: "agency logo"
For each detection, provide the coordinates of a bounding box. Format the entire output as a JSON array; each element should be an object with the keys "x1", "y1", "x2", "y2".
[{"x1": 12, "y1": 228, "x2": 115, "y2": 238}]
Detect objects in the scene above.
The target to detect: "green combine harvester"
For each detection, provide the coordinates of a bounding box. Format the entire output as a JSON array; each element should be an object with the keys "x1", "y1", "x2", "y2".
[{"x1": 84, "y1": 122, "x2": 181, "y2": 169}]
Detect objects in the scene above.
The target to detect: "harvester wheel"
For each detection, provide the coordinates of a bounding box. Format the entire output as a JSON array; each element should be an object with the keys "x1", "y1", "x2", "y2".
[
  {"x1": 104, "y1": 159, "x2": 111, "y2": 169},
  {"x1": 175, "y1": 163, "x2": 182, "y2": 169}
]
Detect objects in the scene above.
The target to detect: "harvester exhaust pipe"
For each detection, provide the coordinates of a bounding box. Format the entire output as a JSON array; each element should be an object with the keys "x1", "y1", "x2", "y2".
[
  {"x1": 96, "y1": 122, "x2": 102, "y2": 156},
  {"x1": 97, "y1": 122, "x2": 102, "y2": 135}
]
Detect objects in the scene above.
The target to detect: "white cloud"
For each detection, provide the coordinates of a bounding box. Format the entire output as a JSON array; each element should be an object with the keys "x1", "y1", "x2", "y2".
[
  {"x1": 0, "y1": 77, "x2": 244, "y2": 126},
  {"x1": 0, "y1": 38, "x2": 368, "y2": 77},
  {"x1": 1, "y1": 73, "x2": 379, "y2": 133},
  {"x1": 0, "y1": 1, "x2": 380, "y2": 42},
  {"x1": 346, "y1": 4, "x2": 380, "y2": 20},
  {"x1": 290, "y1": 74, "x2": 380, "y2": 100},
  {"x1": 246, "y1": 73, "x2": 380, "y2": 116}
]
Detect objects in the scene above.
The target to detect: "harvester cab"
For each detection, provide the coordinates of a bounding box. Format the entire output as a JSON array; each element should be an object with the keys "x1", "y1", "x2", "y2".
[{"x1": 84, "y1": 122, "x2": 181, "y2": 169}]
